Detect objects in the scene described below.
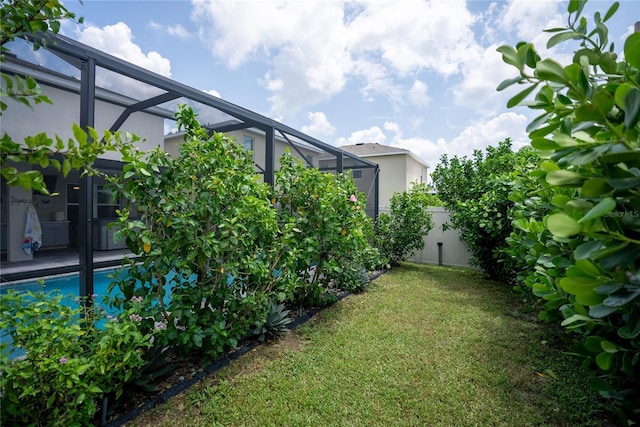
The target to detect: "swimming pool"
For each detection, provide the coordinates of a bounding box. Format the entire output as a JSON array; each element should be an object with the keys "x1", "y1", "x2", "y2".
[{"x1": 1, "y1": 268, "x2": 127, "y2": 315}]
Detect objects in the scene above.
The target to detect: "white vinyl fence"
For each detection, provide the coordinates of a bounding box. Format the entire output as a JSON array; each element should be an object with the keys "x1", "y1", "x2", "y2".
[{"x1": 407, "y1": 207, "x2": 473, "y2": 268}]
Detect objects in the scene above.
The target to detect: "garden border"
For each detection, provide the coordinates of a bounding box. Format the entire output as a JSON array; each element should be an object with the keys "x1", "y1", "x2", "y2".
[{"x1": 104, "y1": 269, "x2": 387, "y2": 426}]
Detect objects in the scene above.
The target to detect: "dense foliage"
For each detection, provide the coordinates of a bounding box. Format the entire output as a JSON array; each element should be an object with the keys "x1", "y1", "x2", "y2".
[
  {"x1": 108, "y1": 105, "x2": 284, "y2": 358},
  {"x1": 432, "y1": 139, "x2": 536, "y2": 280},
  {"x1": 374, "y1": 182, "x2": 435, "y2": 266},
  {"x1": 0, "y1": 291, "x2": 151, "y2": 426},
  {"x1": 107, "y1": 105, "x2": 380, "y2": 359},
  {"x1": 430, "y1": 1, "x2": 639, "y2": 420},
  {"x1": 496, "y1": 0, "x2": 640, "y2": 421}
]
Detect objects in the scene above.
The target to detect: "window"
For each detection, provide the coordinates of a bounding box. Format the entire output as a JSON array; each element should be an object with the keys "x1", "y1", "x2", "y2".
[
  {"x1": 242, "y1": 135, "x2": 254, "y2": 152},
  {"x1": 306, "y1": 154, "x2": 314, "y2": 165},
  {"x1": 352, "y1": 169, "x2": 362, "y2": 179}
]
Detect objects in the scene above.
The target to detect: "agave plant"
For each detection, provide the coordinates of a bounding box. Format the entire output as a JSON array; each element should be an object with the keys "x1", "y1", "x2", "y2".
[{"x1": 253, "y1": 303, "x2": 293, "y2": 342}]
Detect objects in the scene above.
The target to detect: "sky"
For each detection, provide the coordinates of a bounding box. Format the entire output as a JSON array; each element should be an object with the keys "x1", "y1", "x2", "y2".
[{"x1": 16, "y1": 0, "x2": 640, "y2": 178}]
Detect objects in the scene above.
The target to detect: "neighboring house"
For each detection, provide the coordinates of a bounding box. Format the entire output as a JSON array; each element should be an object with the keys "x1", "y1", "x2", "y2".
[{"x1": 321, "y1": 143, "x2": 429, "y2": 214}]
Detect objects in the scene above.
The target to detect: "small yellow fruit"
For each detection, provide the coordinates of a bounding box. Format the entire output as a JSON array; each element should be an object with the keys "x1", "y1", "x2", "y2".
[{"x1": 143, "y1": 242, "x2": 151, "y2": 253}]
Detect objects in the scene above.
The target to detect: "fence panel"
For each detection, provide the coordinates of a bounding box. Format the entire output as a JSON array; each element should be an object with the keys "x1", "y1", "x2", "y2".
[{"x1": 407, "y1": 207, "x2": 473, "y2": 268}]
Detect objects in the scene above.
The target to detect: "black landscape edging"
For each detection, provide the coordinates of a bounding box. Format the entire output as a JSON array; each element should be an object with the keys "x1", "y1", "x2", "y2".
[{"x1": 104, "y1": 269, "x2": 386, "y2": 426}]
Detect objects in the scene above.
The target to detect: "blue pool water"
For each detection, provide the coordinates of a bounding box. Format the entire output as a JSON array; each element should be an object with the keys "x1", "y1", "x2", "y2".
[{"x1": 1, "y1": 268, "x2": 127, "y2": 316}]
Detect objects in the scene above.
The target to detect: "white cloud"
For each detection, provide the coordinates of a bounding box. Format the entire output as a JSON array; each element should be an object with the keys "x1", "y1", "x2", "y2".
[
  {"x1": 74, "y1": 22, "x2": 172, "y2": 98},
  {"x1": 190, "y1": 0, "x2": 478, "y2": 118},
  {"x1": 192, "y1": 1, "x2": 352, "y2": 116},
  {"x1": 203, "y1": 88, "x2": 221, "y2": 98},
  {"x1": 408, "y1": 80, "x2": 430, "y2": 107},
  {"x1": 498, "y1": 0, "x2": 564, "y2": 42},
  {"x1": 302, "y1": 112, "x2": 336, "y2": 138},
  {"x1": 335, "y1": 126, "x2": 386, "y2": 146},
  {"x1": 76, "y1": 22, "x2": 171, "y2": 76},
  {"x1": 148, "y1": 21, "x2": 192, "y2": 39}
]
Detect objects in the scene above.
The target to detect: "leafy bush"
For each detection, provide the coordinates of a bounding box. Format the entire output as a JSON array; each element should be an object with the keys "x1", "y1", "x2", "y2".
[
  {"x1": 432, "y1": 140, "x2": 535, "y2": 280},
  {"x1": 373, "y1": 182, "x2": 435, "y2": 266},
  {"x1": 498, "y1": 0, "x2": 640, "y2": 420},
  {"x1": 0, "y1": 290, "x2": 152, "y2": 426},
  {"x1": 109, "y1": 105, "x2": 280, "y2": 359},
  {"x1": 274, "y1": 151, "x2": 375, "y2": 303}
]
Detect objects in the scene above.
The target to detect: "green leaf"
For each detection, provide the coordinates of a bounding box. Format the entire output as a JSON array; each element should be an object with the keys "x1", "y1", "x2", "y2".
[
  {"x1": 589, "y1": 304, "x2": 617, "y2": 318},
  {"x1": 496, "y1": 76, "x2": 522, "y2": 92},
  {"x1": 547, "y1": 213, "x2": 582, "y2": 237},
  {"x1": 607, "y1": 175, "x2": 640, "y2": 190},
  {"x1": 623, "y1": 32, "x2": 640, "y2": 70},
  {"x1": 623, "y1": 88, "x2": 640, "y2": 129},
  {"x1": 603, "y1": 2, "x2": 619, "y2": 22},
  {"x1": 88, "y1": 385, "x2": 103, "y2": 394},
  {"x1": 535, "y1": 59, "x2": 569, "y2": 84},
  {"x1": 551, "y1": 194, "x2": 571, "y2": 208},
  {"x1": 507, "y1": 84, "x2": 538, "y2": 108},
  {"x1": 600, "y1": 340, "x2": 619, "y2": 354},
  {"x1": 593, "y1": 90, "x2": 615, "y2": 116},
  {"x1": 574, "y1": 241, "x2": 604, "y2": 260},
  {"x1": 572, "y1": 48, "x2": 600, "y2": 65},
  {"x1": 552, "y1": 133, "x2": 578, "y2": 147},
  {"x1": 546, "y1": 170, "x2": 584, "y2": 186},
  {"x1": 596, "y1": 351, "x2": 614, "y2": 370},
  {"x1": 603, "y1": 288, "x2": 640, "y2": 307},
  {"x1": 559, "y1": 276, "x2": 606, "y2": 295},
  {"x1": 62, "y1": 158, "x2": 71, "y2": 177},
  {"x1": 615, "y1": 83, "x2": 633, "y2": 111},
  {"x1": 547, "y1": 31, "x2": 582, "y2": 49},
  {"x1": 497, "y1": 45, "x2": 523, "y2": 70},
  {"x1": 618, "y1": 320, "x2": 640, "y2": 339},
  {"x1": 578, "y1": 197, "x2": 616, "y2": 223},
  {"x1": 581, "y1": 178, "x2": 610, "y2": 197},
  {"x1": 560, "y1": 313, "x2": 592, "y2": 326},
  {"x1": 72, "y1": 123, "x2": 88, "y2": 146},
  {"x1": 531, "y1": 138, "x2": 558, "y2": 150}
]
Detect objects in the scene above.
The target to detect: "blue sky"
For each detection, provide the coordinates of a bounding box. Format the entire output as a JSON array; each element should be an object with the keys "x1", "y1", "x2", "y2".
[{"x1": 22, "y1": 0, "x2": 640, "y2": 173}]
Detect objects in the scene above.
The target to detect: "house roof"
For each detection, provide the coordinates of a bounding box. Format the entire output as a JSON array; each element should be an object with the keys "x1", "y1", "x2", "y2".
[{"x1": 339, "y1": 143, "x2": 429, "y2": 168}]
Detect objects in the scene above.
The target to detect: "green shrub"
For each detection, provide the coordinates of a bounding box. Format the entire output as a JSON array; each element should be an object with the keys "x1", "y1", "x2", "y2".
[
  {"x1": 109, "y1": 105, "x2": 280, "y2": 359},
  {"x1": 432, "y1": 140, "x2": 530, "y2": 280},
  {"x1": 498, "y1": 0, "x2": 640, "y2": 420},
  {"x1": 374, "y1": 182, "x2": 435, "y2": 266},
  {"x1": 0, "y1": 290, "x2": 151, "y2": 426},
  {"x1": 274, "y1": 151, "x2": 375, "y2": 303}
]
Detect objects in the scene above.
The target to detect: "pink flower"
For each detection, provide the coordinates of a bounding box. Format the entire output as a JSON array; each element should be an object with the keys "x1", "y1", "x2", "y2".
[
  {"x1": 129, "y1": 314, "x2": 143, "y2": 322},
  {"x1": 59, "y1": 357, "x2": 67, "y2": 364},
  {"x1": 349, "y1": 194, "x2": 357, "y2": 203}
]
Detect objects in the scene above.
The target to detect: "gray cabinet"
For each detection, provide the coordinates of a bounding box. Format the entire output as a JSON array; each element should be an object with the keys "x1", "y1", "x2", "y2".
[
  {"x1": 41, "y1": 221, "x2": 69, "y2": 247},
  {"x1": 93, "y1": 219, "x2": 127, "y2": 250}
]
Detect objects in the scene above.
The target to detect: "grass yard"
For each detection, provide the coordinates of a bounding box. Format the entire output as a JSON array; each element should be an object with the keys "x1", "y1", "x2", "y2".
[{"x1": 128, "y1": 263, "x2": 614, "y2": 427}]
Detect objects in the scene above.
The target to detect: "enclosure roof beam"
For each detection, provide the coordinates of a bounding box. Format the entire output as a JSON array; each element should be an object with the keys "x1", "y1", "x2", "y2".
[{"x1": 109, "y1": 91, "x2": 181, "y2": 132}]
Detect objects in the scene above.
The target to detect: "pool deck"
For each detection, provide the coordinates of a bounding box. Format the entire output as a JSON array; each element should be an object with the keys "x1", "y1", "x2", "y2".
[{"x1": 0, "y1": 248, "x2": 137, "y2": 283}]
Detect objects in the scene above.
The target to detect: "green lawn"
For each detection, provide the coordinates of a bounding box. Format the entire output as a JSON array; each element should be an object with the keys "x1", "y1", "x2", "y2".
[{"x1": 129, "y1": 263, "x2": 613, "y2": 427}]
